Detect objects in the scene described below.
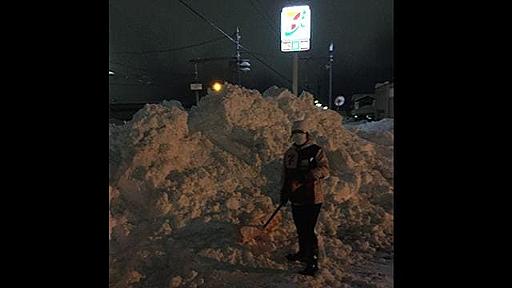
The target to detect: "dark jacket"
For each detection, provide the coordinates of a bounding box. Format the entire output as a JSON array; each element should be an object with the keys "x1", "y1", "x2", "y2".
[{"x1": 280, "y1": 141, "x2": 330, "y2": 205}]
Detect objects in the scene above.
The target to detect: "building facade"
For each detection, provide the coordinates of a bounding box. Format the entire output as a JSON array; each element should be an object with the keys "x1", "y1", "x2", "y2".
[{"x1": 374, "y1": 81, "x2": 394, "y2": 119}]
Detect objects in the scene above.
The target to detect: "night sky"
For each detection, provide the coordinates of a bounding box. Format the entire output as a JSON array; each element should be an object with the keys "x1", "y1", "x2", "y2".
[{"x1": 109, "y1": 0, "x2": 393, "y2": 108}]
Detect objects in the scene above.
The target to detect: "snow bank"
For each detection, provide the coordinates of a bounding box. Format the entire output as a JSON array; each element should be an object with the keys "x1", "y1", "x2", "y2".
[{"x1": 109, "y1": 84, "x2": 393, "y2": 288}]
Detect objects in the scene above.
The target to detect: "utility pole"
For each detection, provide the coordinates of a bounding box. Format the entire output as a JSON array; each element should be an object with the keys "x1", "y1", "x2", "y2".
[
  {"x1": 235, "y1": 26, "x2": 241, "y2": 85},
  {"x1": 293, "y1": 53, "x2": 299, "y2": 95},
  {"x1": 304, "y1": 58, "x2": 309, "y2": 92},
  {"x1": 328, "y1": 42, "x2": 334, "y2": 109},
  {"x1": 232, "y1": 27, "x2": 251, "y2": 86},
  {"x1": 193, "y1": 62, "x2": 200, "y2": 105}
]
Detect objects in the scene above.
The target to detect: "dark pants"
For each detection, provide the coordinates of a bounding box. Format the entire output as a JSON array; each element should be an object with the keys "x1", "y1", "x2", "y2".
[{"x1": 291, "y1": 203, "x2": 322, "y2": 262}]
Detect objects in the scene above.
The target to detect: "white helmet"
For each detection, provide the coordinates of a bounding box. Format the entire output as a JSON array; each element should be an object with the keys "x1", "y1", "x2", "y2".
[{"x1": 292, "y1": 120, "x2": 308, "y2": 134}]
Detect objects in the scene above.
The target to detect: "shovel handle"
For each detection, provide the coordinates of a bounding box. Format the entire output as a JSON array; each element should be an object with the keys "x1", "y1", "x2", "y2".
[{"x1": 262, "y1": 202, "x2": 284, "y2": 229}]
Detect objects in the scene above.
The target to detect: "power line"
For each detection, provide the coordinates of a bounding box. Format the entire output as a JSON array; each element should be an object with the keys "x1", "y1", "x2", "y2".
[
  {"x1": 109, "y1": 61, "x2": 150, "y2": 72},
  {"x1": 109, "y1": 81, "x2": 184, "y2": 88},
  {"x1": 177, "y1": 0, "x2": 240, "y2": 49},
  {"x1": 110, "y1": 60, "x2": 192, "y2": 79},
  {"x1": 255, "y1": 0, "x2": 277, "y2": 27},
  {"x1": 248, "y1": 52, "x2": 328, "y2": 61},
  {"x1": 249, "y1": 0, "x2": 279, "y2": 40},
  {"x1": 254, "y1": 0, "x2": 279, "y2": 32},
  {"x1": 111, "y1": 36, "x2": 226, "y2": 55},
  {"x1": 244, "y1": 51, "x2": 285, "y2": 59},
  {"x1": 177, "y1": 0, "x2": 293, "y2": 87},
  {"x1": 247, "y1": 53, "x2": 292, "y2": 86},
  {"x1": 109, "y1": 83, "x2": 153, "y2": 87}
]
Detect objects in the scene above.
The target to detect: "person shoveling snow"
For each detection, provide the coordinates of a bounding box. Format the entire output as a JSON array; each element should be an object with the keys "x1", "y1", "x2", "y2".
[
  {"x1": 279, "y1": 120, "x2": 330, "y2": 276},
  {"x1": 239, "y1": 119, "x2": 330, "y2": 276}
]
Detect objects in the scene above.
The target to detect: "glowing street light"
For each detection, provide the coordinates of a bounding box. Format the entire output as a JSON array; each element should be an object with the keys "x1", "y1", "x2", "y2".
[
  {"x1": 212, "y1": 82, "x2": 223, "y2": 92},
  {"x1": 208, "y1": 81, "x2": 225, "y2": 95}
]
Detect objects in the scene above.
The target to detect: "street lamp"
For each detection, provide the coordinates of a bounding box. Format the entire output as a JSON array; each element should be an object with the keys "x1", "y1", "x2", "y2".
[
  {"x1": 212, "y1": 82, "x2": 223, "y2": 92},
  {"x1": 207, "y1": 81, "x2": 225, "y2": 96},
  {"x1": 328, "y1": 42, "x2": 334, "y2": 109}
]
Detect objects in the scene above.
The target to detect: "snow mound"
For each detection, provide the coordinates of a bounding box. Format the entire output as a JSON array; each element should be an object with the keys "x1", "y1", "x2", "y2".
[{"x1": 109, "y1": 84, "x2": 393, "y2": 288}]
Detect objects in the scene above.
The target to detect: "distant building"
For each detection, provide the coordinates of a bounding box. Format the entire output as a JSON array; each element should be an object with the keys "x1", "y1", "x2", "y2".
[
  {"x1": 350, "y1": 81, "x2": 393, "y2": 121},
  {"x1": 374, "y1": 81, "x2": 394, "y2": 119},
  {"x1": 351, "y1": 93, "x2": 376, "y2": 120}
]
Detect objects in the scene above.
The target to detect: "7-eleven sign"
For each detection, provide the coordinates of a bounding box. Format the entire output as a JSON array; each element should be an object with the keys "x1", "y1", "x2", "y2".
[{"x1": 281, "y1": 5, "x2": 311, "y2": 52}]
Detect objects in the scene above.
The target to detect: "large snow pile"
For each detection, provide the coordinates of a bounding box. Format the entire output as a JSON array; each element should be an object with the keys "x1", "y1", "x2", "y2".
[
  {"x1": 344, "y1": 119, "x2": 394, "y2": 147},
  {"x1": 109, "y1": 84, "x2": 393, "y2": 288}
]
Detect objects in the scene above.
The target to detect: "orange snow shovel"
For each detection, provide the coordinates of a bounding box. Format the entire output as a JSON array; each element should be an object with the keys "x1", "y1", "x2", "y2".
[{"x1": 239, "y1": 202, "x2": 285, "y2": 244}]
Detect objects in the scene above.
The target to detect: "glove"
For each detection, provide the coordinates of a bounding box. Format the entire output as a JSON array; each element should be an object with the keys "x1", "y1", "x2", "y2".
[
  {"x1": 290, "y1": 180, "x2": 303, "y2": 192},
  {"x1": 305, "y1": 171, "x2": 317, "y2": 182}
]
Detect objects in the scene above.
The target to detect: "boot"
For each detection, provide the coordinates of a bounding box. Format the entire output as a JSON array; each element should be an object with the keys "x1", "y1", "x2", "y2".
[
  {"x1": 286, "y1": 252, "x2": 306, "y2": 262},
  {"x1": 298, "y1": 255, "x2": 319, "y2": 276}
]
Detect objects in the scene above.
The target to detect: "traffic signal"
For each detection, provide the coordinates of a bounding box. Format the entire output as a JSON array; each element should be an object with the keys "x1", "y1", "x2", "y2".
[
  {"x1": 238, "y1": 59, "x2": 251, "y2": 72},
  {"x1": 230, "y1": 58, "x2": 251, "y2": 73}
]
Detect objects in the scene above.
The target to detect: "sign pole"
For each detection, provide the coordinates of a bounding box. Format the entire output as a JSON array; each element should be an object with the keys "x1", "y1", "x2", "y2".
[
  {"x1": 281, "y1": 5, "x2": 311, "y2": 95},
  {"x1": 293, "y1": 53, "x2": 299, "y2": 95}
]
